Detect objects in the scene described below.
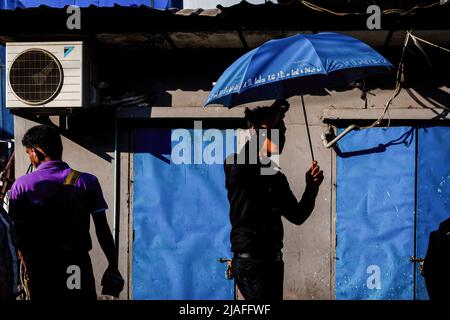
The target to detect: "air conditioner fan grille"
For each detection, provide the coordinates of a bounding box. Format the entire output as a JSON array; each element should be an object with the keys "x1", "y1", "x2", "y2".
[{"x1": 9, "y1": 49, "x2": 63, "y2": 105}]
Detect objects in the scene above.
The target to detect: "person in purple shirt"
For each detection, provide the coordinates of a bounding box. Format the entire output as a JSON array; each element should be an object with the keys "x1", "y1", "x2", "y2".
[{"x1": 9, "y1": 125, "x2": 123, "y2": 300}]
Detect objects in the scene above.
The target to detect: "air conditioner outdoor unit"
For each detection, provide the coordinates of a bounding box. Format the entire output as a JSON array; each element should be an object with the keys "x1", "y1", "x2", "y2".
[{"x1": 5, "y1": 42, "x2": 98, "y2": 109}]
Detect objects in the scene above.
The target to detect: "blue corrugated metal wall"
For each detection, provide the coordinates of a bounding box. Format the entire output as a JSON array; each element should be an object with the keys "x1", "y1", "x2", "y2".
[{"x1": 132, "y1": 128, "x2": 234, "y2": 300}]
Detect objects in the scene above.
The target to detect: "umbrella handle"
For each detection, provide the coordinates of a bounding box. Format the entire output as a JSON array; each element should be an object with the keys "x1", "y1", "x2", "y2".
[{"x1": 301, "y1": 95, "x2": 315, "y2": 162}]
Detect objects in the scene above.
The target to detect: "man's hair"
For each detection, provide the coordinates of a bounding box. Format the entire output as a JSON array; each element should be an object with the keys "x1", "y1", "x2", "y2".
[
  {"x1": 244, "y1": 99, "x2": 290, "y2": 128},
  {"x1": 22, "y1": 125, "x2": 63, "y2": 159}
]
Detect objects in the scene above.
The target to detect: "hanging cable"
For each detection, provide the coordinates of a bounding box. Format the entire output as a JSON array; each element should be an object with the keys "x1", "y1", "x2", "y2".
[
  {"x1": 360, "y1": 30, "x2": 412, "y2": 129},
  {"x1": 321, "y1": 30, "x2": 409, "y2": 148},
  {"x1": 292, "y1": 1, "x2": 450, "y2": 132},
  {"x1": 398, "y1": 1, "x2": 443, "y2": 16},
  {"x1": 298, "y1": 0, "x2": 445, "y2": 17},
  {"x1": 299, "y1": 0, "x2": 358, "y2": 16},
  {"x1": 360, "y1": 30, "x2": 450, "y2": 130},
  {"x1": 408, "y1": 32, "x2": 450, "y2": 53},
  {"x1": 323, "y1": 29, "x2": 450, "y2": 147}
]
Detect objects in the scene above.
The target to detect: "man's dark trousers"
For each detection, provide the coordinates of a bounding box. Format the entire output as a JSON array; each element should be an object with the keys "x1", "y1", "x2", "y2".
[{"x1": 232, "y1": 255, "x2": 284, "y2": 301}]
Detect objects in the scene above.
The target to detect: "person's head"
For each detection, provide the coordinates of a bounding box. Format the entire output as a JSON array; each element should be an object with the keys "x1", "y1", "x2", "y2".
[
  {"x1": 22, "y1": 125, "x2": 63, "y2": 167},
  {"x1": 244, "y1": 99, "x2": 290, "y2": 155}
]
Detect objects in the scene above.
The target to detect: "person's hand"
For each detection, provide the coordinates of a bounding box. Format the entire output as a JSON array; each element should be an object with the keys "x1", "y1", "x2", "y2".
[
  {"x1": 272, "y1": 99, "x2": 290, "y2": 109},
  {"x1": 101, "y1": 266, "x2": 124, "y2": 298},
  {"x1": 306, "y1": 161, "x2": 324, "y2": 191},
  {"x1": 105, "y1": 265, "x2": 122, "y2": 277}
]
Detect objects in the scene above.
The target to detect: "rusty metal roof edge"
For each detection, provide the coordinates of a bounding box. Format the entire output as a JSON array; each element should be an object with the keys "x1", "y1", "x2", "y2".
[
  {"x1": 1, "y1": 3, "x2": 223, "y2": 16},
  {"x1": 3, "y1": 0, "x2": 449, "y2": 17},
  {"x1": 0, "y1": 0, "x2": 449, "y2": 38}
]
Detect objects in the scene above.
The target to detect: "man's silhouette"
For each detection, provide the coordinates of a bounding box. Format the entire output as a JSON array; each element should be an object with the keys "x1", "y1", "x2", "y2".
[{"x1": 224, "y1": 100, "x2": 323, "y2": 300}]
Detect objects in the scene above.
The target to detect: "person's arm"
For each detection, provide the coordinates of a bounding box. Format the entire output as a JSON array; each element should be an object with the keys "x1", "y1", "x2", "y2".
[
  {"x1": 79, "y1": 173, "x2": 124, "y2": 295},
  {"x1": 281, "y1": 161, "x2": 324, "y2": 225},
  {"x1": 78, "y1": 173, "x2": 119, "y2": 271},
  {"x1": 92, "y1": 212, "x2": 119, "y2": 271},
  {"x1": 92, "y1": 211, "x2": 124, "y2": 298}
]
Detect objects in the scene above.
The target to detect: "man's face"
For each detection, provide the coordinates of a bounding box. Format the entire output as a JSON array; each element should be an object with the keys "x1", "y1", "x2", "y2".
[
  {"x1": 25, "y1": 146, "x2": 42, "y2": 168},
  {"x1": 260, "y1": 117, "x2": 287, "y2": 155}
]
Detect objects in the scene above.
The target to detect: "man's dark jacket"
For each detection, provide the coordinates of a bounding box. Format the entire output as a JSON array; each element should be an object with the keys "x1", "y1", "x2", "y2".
[
  {"x1": 424, "y1": 217, "x2": 450, "y2": 300},
  {"x1": 224, "y1": 145, "x2": 318, "y2": 254}
]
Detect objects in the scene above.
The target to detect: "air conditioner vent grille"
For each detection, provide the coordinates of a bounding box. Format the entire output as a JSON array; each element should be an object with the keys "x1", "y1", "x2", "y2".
[{"x1": 9, "y1": 49, "x2": 63, "y2": 105}]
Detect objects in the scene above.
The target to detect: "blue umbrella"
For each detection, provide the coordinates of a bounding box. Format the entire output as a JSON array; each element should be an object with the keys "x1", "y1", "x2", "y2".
[{"x1": 204, "y1": 32, "x2": 393, "y2": 160}]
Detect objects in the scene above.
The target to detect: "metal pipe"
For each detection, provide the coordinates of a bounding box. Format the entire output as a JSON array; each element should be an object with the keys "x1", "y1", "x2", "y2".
[
  {"x1": 321, "y1": 124, "x2": 360, "y2": 149},
  {"x1": 113, "y1": 119, "x2": 120, "y2": 254}
]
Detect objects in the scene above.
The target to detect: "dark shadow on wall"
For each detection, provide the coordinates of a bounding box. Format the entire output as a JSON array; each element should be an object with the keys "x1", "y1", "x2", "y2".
[
  {"x1": 98, "y1": 48, "x2": 244, "y2": 107},
  {"x1": 401, "y1": 44, "x2": 450, "y2": 118},
  {"x1": 133, "y1": 128, "x2": 172, "y2": 164},
  {"x1": 99, "y1": 47, "x2": 398, "y2": 106},
  {"x1": 406, "y1": 87, "x2": 450, "y2": 120},
  {"x1": 12, "y1": 109, "x2": 245, "y2": 165},
  {"x1": 334, "y1": 127, "x2": 415, "y2": 158},
  {"x1": 11, "y1": 109, "x2": 116, "y2": 163},
  {"x1": 97, "y1": 44, "x2": 450, "y2": 109}
]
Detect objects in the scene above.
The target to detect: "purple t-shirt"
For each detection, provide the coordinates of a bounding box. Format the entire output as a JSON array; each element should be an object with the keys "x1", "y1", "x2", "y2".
[{"x1": 9, "y1": 161, "x2": 108, "y2": 216}]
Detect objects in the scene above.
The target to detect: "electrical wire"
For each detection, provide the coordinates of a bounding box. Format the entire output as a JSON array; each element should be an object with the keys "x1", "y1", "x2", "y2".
[
  {"x1": 360, "y1": 30, "x2": 450, "y2": 130},
  {"x1": 298, "y1": 0, "x2": 445, "y2": 17},
  {"x1": 360, "y1": 30, "x2": 411, "y2": 129},
  {"x1": 398, "y1": 1, "x2": 443, "y2": 16},
  {"x1": 294, "y1": 1, "x2": 450, "y2": 130},
  {"x1": 408, "y1": 32, "x2": 450, "y2": 53},
  {"x1": 300, "y1": 0, "x2": 359, "y2": 16}
]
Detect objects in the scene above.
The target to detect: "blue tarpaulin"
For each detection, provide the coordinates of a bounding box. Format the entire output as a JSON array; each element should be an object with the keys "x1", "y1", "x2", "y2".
[
  {"x1": 336, "y1": 127, "x2": 416, "y2": 300},
  {"x1": 337, "y1": 126, "x2": 450, "y2": 300},
  {"x1": 132, "y1": 128, "x2": 234, "y2": 300}
]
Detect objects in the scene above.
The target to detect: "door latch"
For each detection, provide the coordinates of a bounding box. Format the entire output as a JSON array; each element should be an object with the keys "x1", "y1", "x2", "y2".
[
  {"x1": 217, "y1": 258, "x2": 233, "y2": 280},
  {"x1": 410, "y1": 256, "x2": 424, "y2": 263},
  {"x1": 410, "y1": 256, "x2": 425, "y2": 275}
]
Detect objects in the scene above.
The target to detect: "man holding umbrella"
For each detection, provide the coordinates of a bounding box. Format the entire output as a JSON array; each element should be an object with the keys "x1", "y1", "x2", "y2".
[
  {"x1": 224, "y1": 100, "x2": 324, "y2": 300},
  {"x1": 209, "y1": 32, "x2": 392, "y2": 300}
]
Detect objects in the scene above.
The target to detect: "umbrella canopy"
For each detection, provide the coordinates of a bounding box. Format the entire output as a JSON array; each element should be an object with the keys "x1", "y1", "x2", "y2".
[{"x1": 205, "y1": 32, "x2": 393, "y2": 108}]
